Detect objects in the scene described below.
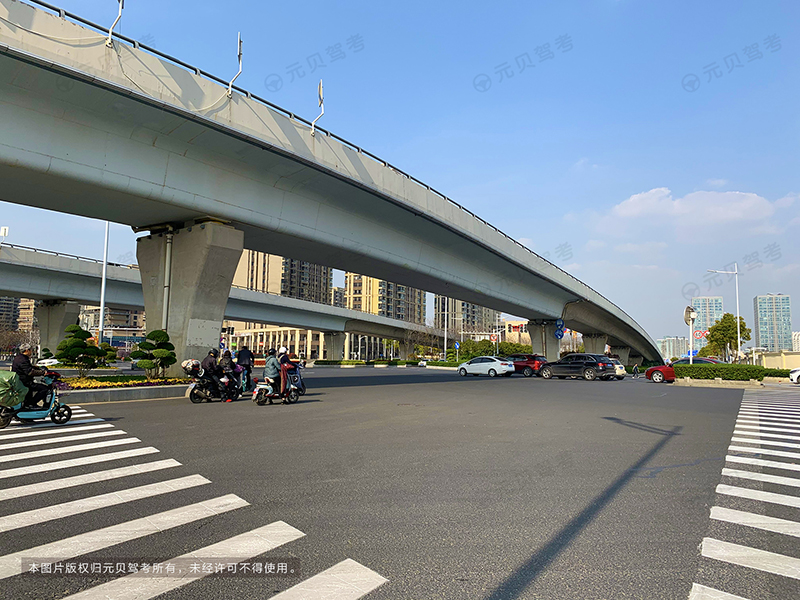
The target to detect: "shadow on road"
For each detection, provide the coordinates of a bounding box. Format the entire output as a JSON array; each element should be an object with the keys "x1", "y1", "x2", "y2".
[
  {"x1": 601, "y1": 416, "x2": 683, "y2": 436},
  {"x1": 482, "y1": 422, "x2": 683, "y2": 600}
]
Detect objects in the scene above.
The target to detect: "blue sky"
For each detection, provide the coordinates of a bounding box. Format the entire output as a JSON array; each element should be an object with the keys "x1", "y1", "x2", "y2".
[{"x1": 1, "y1": 0, "x2": 798, "y2": 341}]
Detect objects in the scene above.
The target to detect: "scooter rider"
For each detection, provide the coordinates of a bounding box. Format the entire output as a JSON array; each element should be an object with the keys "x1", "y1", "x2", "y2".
[
  {"x1": 278, "y1": 346, "x2": 293, "y2": 397},
  {"x1": 11, "y1": 344, "x2": 48, "y2": 408},
  {"x1": 236, "y1": 345, "x2": 254, "y2": 391},
  {"x1": 219, "y1": 350, "x2": 239, "y2": 401},
  {"x1": 200, "y1": 349, "x2": 224, "y2": 396},
  {"x1": 262, "y1": 348, "x2": 281, "y2": 392}
]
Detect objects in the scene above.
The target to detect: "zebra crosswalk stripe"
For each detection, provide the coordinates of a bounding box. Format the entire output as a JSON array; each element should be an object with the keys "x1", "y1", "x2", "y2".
[
  {"x1": 0, "y1": 494, "x2": 249, "y2": 580},
  {"x1": 701, "y1": 537, "x2": 800, "y2": 581},
  {"x1": 0, "y1": 437, "x2": 141, "y2": 464},
  {"x1": 271, "y1": 558, "x2": 388, "y2": 599},
  {"x1": 60, "y1": 521, "x2": 306, "y2": 599},
  {"x1": 0, "y1": 447, "x2": 160, "y2": 479},
  {"x1": 0, "y1": 423, "x2": 113, "y2": 441},
  {"x1": 0, "y1": 429, "x2": 126, "y2": 450},
  {"x1": 0, "y1": 474, "x2": 211, "y2": 533},
  {"x1": 0, "y1": 459, "x2": 182, "y2": 502},
  {"x1": 689, "y1": 583, "x2": 750, "y2": 600}
]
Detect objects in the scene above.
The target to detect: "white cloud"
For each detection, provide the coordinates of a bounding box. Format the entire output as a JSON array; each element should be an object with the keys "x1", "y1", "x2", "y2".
[
  {"x1": 610, "y1": 188, "x2": 776, "y2": 222},
  {"x1": 706, "y1": 178, "x2": 728, "y2": 187},
  {"x1": 776, "y1": 193, "x2": 798, "y2": 208},
  {"x1": 572, "y1": 157, "x2": 599, "y2": 171}
]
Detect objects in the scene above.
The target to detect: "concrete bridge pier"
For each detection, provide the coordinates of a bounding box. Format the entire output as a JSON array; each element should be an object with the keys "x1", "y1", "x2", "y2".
[
  {"x1": 528, "y1": 321, "x2": 560, "y2": 362},
  {"x1": 36, "y1": 300, "x2": 81, "y2": 354},
  {"x1": 583, "y1": 334, "x2": 608, "y2": 355},
  {"x1": 610, "y1": 346, "x2": 631, "y2": 365},
  {"x1": 137, "y1": 222, "x2": 244, "y2": 374},
  {"x1": 323, "y1": 332, "x2": 345, "y2": 361}
]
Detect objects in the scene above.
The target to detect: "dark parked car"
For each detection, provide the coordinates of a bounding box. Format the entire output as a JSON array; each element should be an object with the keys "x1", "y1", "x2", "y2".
[
  {"x1": 507, "y1": 353, "x2": 547, "y2": 377},
  {"x1": 539, "y1": 354, "x2": 616, "y2": 381}
]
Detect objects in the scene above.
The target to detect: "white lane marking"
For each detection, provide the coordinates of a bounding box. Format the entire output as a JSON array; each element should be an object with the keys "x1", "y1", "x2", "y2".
[
  {"x1": 722, "y1": 468, "x2": 800, "y2": 489},
  {"x1": 271, "y1": 559, "x2": 388, "y2": 599},
  {"x1": 733, "y1": 429, "x2": 800, "y2": 442},
  {"x1": 0, "y1": 418, "x2": 105, "y2": 432},
  {"x1": 738, "y1": 414, "x2": 800, "y2": 425},
  {"x1": 739, "y1": 411, "x2": 800, "y2": 422},
  {"x1": 729, "y1": 445, "x2": 800, "y2": 461},
  {"x1": 60, "y1": 521, "x2": 306, "y2": 599},
  {"x1": 736, "y1": 424, "x2": 800, "y2": 435},
  {"x1": 740, "y1": 406, "x2": 800, "y2": 415},
  {"x1": 689, "y1": 582, "x2": 751, "y2": 600},
  {"x1": 731, "y1": 437, "x2": 800, "y2": 450},
  {"x1": 738, "y1": 417, "x2": 800, "y2": 427},
  {"x1": 0, "y1": 494, "x2": 249, "y2": 580},
  {"x1": 8, "y1": 413, "x2": 96, "y2": 426},
  {"x1": 702, "y1": 537, "x2": 800, "y2": 580},
  {"x1": 726, "y1": 455, "x2": 800, "y2": 473},
  {"x1": 0, "y1": 437, "x2": 140, "y2": 464},
  {"x1": 0, "y1": 423, "x2": 114, "y2": 441},
  {"x1": 0, "y1": 474, "x2": 210, "y2": 533},
  {"x1": 0, "y1": 447, "x2": 159, "y2": 479},
  {"x1": 717, "y1": 484, "x2": 800, "y2": 509},
  {"x1": 0, "y1": 429, "x2": 126, "y2": 450},
  {"x1": 712, "y1": 506, "x2": 800, "y2": 537},
  {"x1": 0, "y1": 459, "x2": 181, "y2": 502}
]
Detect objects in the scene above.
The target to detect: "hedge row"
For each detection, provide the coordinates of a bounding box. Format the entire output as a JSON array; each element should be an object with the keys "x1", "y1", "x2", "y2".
[{"x1": 672, "y1": 364, "x2": 786, "y2": 381}]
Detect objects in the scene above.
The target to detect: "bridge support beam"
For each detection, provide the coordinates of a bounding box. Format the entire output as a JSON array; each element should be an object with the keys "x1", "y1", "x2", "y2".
[
  {"x1": 610, "y1": 346, "x2": 631, "y2": 365},
  {"x1": 36, "y1": 300, "x2": 81, "y2": 355},
  {"x1": 528, "y1": 321, "x2": 560, "y2": 362},
  {"x1": 399, "y1": 341, "x2": 414, "y2": 360},
  {"x1": 323, "y1": 332, "x2": 344, "y2": 361},
  {"x1": 583, "y1": 334, "x2": 608, "y2": 355},
  {"x1": 629, "y1": 354, "x2": 644, "y2": 367},
  {"x1": 137, "y1": 223, "x2": 244, "y2": 374}
]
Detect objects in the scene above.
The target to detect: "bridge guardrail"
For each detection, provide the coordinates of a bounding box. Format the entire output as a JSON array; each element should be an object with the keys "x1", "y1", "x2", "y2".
[{"x1": 10, "y1": 0, "x2": 603, "y2": 307}]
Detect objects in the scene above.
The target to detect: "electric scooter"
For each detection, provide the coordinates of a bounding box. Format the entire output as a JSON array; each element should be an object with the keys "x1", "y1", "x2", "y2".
[{"x1": 0, "y1": 359, "x2": 72, "y2": 429}]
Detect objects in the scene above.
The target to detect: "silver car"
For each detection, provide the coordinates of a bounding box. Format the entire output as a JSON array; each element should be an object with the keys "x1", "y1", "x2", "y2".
[
  {"x1": 790, "y1": 368, "x2": 800, "y2": 385},
  {"x1": 458, "y1": 356, "x2": 516, "y2": 377}
]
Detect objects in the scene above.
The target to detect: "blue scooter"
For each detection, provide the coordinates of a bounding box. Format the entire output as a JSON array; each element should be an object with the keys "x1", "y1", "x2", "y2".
[{"x1": 0, "y1": 360, "x2": 72, "y2": 429}]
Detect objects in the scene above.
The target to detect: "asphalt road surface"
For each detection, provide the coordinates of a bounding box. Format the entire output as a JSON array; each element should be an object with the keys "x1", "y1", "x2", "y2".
[{"x1": 2, "y1": 368, "x2": 799, "y2": 599}]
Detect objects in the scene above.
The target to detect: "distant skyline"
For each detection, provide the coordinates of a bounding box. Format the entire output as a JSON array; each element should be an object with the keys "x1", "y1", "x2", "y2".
[{"x1": 1, "y1": 0, "x2": 798, "y2": 342}]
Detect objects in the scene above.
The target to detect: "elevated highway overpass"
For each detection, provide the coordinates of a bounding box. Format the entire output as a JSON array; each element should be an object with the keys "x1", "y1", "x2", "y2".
[
  {"x1": 0, "y1": 244, "x2": 434, "y2": 357},
  {"x1": 0, "y1": 0, "x2": 661, "y2": 365}
]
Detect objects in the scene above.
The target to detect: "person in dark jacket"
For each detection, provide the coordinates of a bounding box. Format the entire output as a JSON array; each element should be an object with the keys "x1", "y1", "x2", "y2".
[
  {"x1": 11, "y1": 344, "x2": 48, "y2": 408},
  {"x1": 218, "y1": 350, "x2": 239, "y2": 401},
  {"x1": 236, "y1": 346, "x2": 254, "y2": 391},
  {"x1": 200, "y1": 349, "x2": 224, "y2": 396}
]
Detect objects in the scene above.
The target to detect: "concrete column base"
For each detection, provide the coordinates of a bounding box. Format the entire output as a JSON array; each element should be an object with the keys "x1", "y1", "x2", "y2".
[
  {"x1": 610, "y1": 346, "x2": 631, "y2": 364},
  {"x1": 528, "y1": 321, "x2": 560, "y2": 362},
  {"x1": 36, "y1": 300, "x2": 81, "y2": 355},
  {"x1": 137, "y1": 222, "x2": 244, "y2": 375},
  {"x1": 584, "y1": 334, "x2": 608, "y2": 355},
  {"x1": 629, "y1": 354, "x2": 644, "y2": 367},
  {"x1": 323, "y1": 332, "x2": 344, "y2": 360},
  {"x1": 399, "y1": 341, "x2": 413, "y2": 360}
]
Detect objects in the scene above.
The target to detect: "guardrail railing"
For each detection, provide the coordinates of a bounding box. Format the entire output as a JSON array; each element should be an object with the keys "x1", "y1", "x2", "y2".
[{"x1": 0, "y1": 242, "x2": 138, "y2": 269}]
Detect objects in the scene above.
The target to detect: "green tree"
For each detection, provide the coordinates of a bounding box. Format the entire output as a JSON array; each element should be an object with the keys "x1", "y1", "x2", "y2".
[
  {"x1": 705, "y1": 313, "x2": 751, "y2": 361},
  {"x1": 54, "y1": 325, "x2": 105, "y2": 378},
  {"x1": 129, "y1": 330, "x2": 177, "y2": 379},
  {"x1": 99, "y1": 342, "x2": 118, "y2": 364}
]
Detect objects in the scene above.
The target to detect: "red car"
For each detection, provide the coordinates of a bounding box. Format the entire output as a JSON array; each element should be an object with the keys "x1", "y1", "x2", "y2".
[
  {"x1": 507, "y1": 354, "x2": 547, "y2": 377},
  {"x1": 646, "y1": 357, "x2": 720, "y2": 383}
]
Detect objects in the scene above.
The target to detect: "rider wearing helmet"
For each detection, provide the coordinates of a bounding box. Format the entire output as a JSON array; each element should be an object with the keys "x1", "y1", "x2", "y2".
[
  {"x1": 262, "y1": 348, "x2": 281, "y2": 392},
  {"x1": 200, "y1": 349, "x2": 224, "y2": 396}
]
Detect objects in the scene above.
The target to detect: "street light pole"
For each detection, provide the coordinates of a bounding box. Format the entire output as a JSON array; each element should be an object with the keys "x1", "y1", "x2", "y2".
[
  {"x1": 98, "y1": 222, "x2": 110, "y2": 345},
  {"x1": 707, "y1": 264, "x2": 741, "y2": 363}
]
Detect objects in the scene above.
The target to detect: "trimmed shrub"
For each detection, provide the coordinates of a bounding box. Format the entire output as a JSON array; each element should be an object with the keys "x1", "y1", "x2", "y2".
[
  {"x1": 129, "y1": 330, "x2": 177, "y2": 379},
  {"x1": 763, "y1": 369, "x2": 793, "y2": 378},
  {"x1": 314, "y1": 360, "x2": 366, "y2": 365},
  {"x1": 55, "y1": 325, "x2": 106, "y2": 378},
  {"x1": 673, "y1": 364, "x2": 766, "y2": 381}
]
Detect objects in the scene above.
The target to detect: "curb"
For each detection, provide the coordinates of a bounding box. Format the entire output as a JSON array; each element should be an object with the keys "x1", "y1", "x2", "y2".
[
  {"x1": 61, "y1": 385, "x2": 191, "y2": 403},
  {"x1": 673, "y1": 378, "x2": 764, "y2": 389}
]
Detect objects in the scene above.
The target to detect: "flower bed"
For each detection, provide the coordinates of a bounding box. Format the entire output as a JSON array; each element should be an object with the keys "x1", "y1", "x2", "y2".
[{"x1": 61, "y1": 377, "x2": 190, "y2": 390}]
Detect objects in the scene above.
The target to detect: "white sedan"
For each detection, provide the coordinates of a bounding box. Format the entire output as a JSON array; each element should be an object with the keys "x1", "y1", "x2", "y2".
[
  {"x1": 791, "y1": 368, "x2": 800, "y2": 385},
  {"x1": 458, "y1": 356, "x2": 515, "y2": 377}
]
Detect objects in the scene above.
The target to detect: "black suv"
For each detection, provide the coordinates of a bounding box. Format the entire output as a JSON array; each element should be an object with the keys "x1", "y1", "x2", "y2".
[{"x1": 539, "y1": 354, "x2": 616, "y2": 381}]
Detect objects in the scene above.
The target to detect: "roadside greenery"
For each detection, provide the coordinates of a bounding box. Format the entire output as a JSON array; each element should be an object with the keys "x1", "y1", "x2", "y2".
[
  {"x1": 698, "y1": 313, "x2": 751, "y2": 361},
  {"x1": 673, "y1": 364, "x2": 781, "y2": 381},
  {"x1": 63, "y1": 376, "x2": 189, "y2": 390},
  {"x1": 130, "y1": 330, "x2": 177, "y2": 379},
  {"x1": 55, "y1": 325, "x2": 106, "y2": 378}
]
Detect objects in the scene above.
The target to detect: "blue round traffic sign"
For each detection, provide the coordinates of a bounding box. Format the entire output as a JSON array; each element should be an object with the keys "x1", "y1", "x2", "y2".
[
  {"x1": 555, "y1": 319, "x2": 565, "y2": 329},
  {"x1": 555, "y1": 328, "x2": 565, "y2": 340},
  {"x1": 454, "y1": 342, "x2": 460, "y2": 349}
]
